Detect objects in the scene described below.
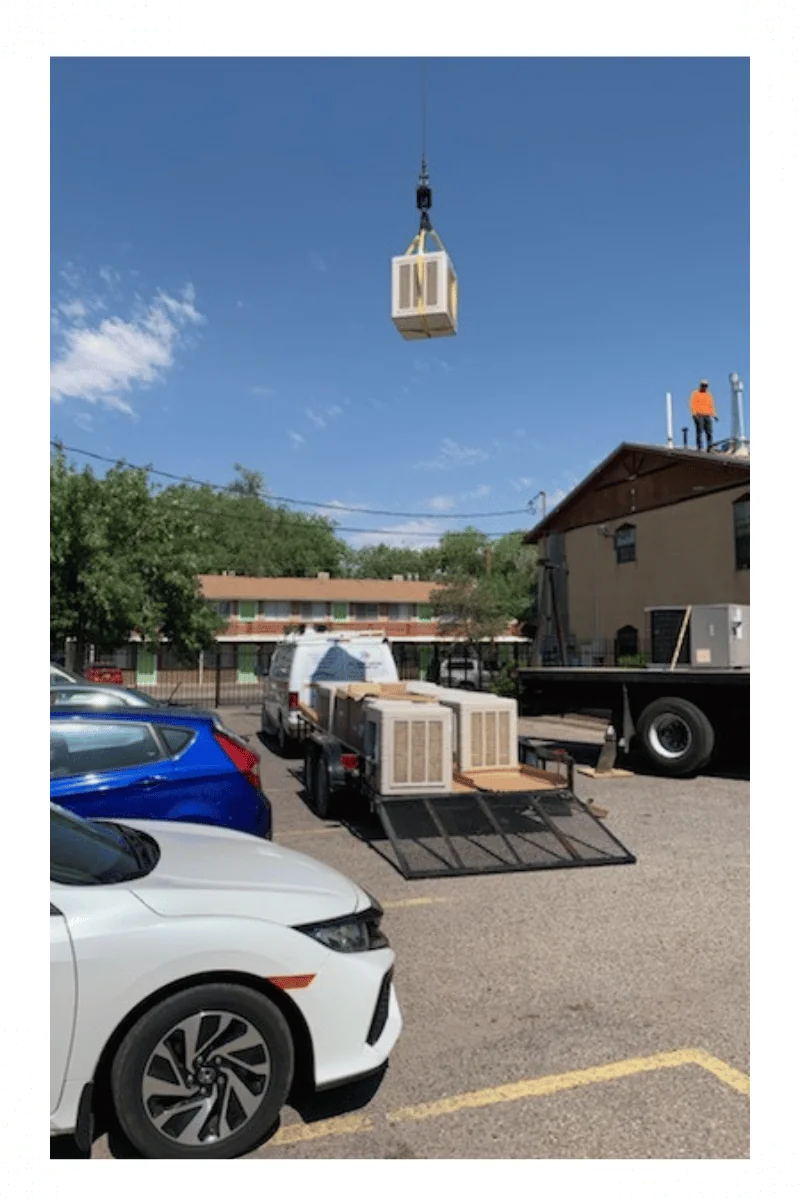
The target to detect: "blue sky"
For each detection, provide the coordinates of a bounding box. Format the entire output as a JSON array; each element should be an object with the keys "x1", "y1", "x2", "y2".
[{"x1": 50, "y1": 56, "x2": 749, "y2": 546}]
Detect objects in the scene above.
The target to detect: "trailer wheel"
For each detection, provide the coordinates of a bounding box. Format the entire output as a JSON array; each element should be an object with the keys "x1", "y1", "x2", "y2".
[
  {"x1": 303, "y1": 743, "x2": 318, "y2": 805},
  {"x1": 636, "y1": 697, "x2": 715, "y2": 776},
  {"x1": 313, "y1": 756, "x2": 336, "y2": 821}
]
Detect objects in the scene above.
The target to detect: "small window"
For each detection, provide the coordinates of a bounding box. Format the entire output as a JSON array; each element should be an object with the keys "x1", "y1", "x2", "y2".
[
  {"x1": 50, "y1": 721, "x2": 165, "y2": 778},
  {"x1": 353, "y1": 603, "x2": 379, "y2": 621},
  {"x1": 212, "y1": 601, "x2": 233, "y2": 618},
  {"x1": 417, "y1": 604, "x2": 433, "y2": 621},
  {"x1": 733, "y1": 494, "x2": 749, "y2": 570},
  {"x1": 388, "y1": 603, "x2": 412, "y2": 620},
  {"x1": 300, "y1": 601, "x2": 328, "y2": 620},
  {"x1": 614, "y1": 524, "x2": 636, "y2": 565},
  {"x1": 158, "y1": 726, "x2": 195, "y2": 757},
  {"x1": 263, "y1": 600, "x2": 292, "y2": 619},
  {"x1": 238, "y1": 600, "x2": 257, "y2": 621},
  {"x1": 332, "y1": 602, "x2": 349, "y2": 621}
]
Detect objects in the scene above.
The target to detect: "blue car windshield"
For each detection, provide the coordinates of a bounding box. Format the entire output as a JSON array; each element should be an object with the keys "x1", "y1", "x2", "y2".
[{"x1": 50, "y1": 806, "x2": 160, "y2": 885}]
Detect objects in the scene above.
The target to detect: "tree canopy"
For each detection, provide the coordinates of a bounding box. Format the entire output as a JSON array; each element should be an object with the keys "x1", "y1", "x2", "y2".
[{"x1": 51, "y1": 450, "x2": 537, "y2": 654}]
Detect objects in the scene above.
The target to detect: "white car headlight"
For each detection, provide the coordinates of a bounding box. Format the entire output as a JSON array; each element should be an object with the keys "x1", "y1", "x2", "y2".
[{"x1": 295, "y1": 907, "x2": 389, "y2": 953}]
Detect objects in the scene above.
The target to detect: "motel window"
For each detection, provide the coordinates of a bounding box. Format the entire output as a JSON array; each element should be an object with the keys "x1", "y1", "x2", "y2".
[
  {"x1": 614, "y1": 524, "x2": 637, "y2": 565},
  {"x1": 388, "y1": 603, "x2": 413, "y2": 620},
  {"x1": 238, "y1": 600, "x2": 257, "y2": 621},
  {"x1": 733, "y1": 495, "x2": 749, "y2": 571},
  {"x1": 417, "y1": 604, "x2": 433, "y2": 622},
  {"x1": 300, "y1": 602, "x2": 328, "y2": 620},
  {"x1": 353, "y1": 603, "x2": 379, "y2": 621},
  {"x1": 332, "y1": 602, "x2": 349, "y2": 621},
  {"x1": 262, "y1": 600, "x2": 292, "y2": 619}
]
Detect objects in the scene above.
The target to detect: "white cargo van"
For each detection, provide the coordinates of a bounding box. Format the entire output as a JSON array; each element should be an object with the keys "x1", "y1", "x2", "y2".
[{"x1": 260, "y1": 628, "x2": 399, "y2": 754}]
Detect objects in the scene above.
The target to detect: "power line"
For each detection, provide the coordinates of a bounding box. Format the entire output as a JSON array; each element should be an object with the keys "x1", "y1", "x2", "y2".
[
  {"x1": 50, "y1": 441, "x2": 525, "y2": 540},
  {"x1": 50, "y1": 441, "x2": 531, "y2": 521}
]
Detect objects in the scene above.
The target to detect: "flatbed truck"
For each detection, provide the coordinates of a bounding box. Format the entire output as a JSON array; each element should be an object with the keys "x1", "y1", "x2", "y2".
[{"x1": 515, "y1": 666, "x2": 749, "y2": 777}]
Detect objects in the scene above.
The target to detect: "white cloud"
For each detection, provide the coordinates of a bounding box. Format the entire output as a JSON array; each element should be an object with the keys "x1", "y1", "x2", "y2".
[
  {"x1": 60, "y1": 262, "x2": 82, "y2": 290},
  {"x1": 59, "y1": 299, "x2": 87, "y2": 320},
  {"x1": 50, "y1": 283, "x2": 204, "y2": 413},
  {"x1": 349, "y1": 518, "x2": 445, "y2": 550},
  {"x1": 327, "y1": 404, "x2": 343, "y2": 418},
  {"x1": 288, "y1": 431, "x2": 305, "y2": 449},
  {"x1": 464, "y1": 484, "x2": 492, "y2": 500},
  {"x1": 512, "y1": 477, "x2": 535, "y2": 493},
  {"x1": 309, "y1": 253, "x2": 328, "y2": 274},
  {"x1": 236, "y1": 300, "x2": 245, "y2": 309},
  {"x1": 415, "y1": 438, "x2": 489, "y2": 471},
  {"x1": 427, "y1": 494, "x2": 456, "y2": 512},
  {"x1": 306, "y1": 408, "x2": 326, "y2": 429},
  {"x1": 99, "y1": 265, "x2": 122, "y2": 289},
  {"x1": 249, "y1": 385, "x2": 276, "y2": 397},
  {"x1": 73, "y1": 412, "x2": 93, "y2": 432}
]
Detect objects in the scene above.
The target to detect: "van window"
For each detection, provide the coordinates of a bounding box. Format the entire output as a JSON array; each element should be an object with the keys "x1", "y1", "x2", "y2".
[{"x1": 269, "y1": 646, "x2": 293, "y2": 679}]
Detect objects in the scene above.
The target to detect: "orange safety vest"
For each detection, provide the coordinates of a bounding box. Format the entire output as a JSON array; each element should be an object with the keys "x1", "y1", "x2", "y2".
[{"x1": 690, "y1": 389, "x2": 716, "y2": 417}]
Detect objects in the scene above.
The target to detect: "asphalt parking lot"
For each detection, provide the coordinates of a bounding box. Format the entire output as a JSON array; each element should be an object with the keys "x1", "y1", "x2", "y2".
[
  {"x1": 246, "y1": 711, "x2": 749, "y2": 1158},
  {"x1": 89, "y1": 710, "x2": 749, "y2": 1160}
]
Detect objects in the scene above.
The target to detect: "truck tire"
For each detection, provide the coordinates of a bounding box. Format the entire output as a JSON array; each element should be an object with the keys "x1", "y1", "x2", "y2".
[
  {"x1": 313, "y1": 755, "x2": 337, "y2": 821},
  {"x1": 635, "y1": 696, "x2": 715, "y2": 777},
  {"x1": 303, "y1": 743, "x2": 318, "y2": 805}
]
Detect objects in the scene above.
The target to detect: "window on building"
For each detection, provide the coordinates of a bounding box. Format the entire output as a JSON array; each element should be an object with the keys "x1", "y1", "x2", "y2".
[
  {"x1": 353, "y1": 603, "x2": 379, "y2": 621},
  {"x1": 733, "y1": 494, "x2": 749, "y2": 570},
  {"x1": 388, "y1": 603, "x2": 413, "y2": 620},
  {"x1": 262, "y1": 601, "x2": 292, "y2": 619},
  {"x1": 614, "y1": 524, "x2": 637, "y2": 565},
  {"x1": 300, "y1": 601, "x2": 328, "y2": 620},
  {"x1": 238, "y1": 600, "x2": 257, "y2": 621},
  {"x1": 614, "y1": 625, "x2": 640, "y2": 662},
  {"x1": 211, "y1": 601, "x2": 233, "y2": 618},
  {"x1": 417, "y1": 604, "x2": 433, "y2": 622},
  {"x1": 332, "y1": 602, "x2": 349, "y2": 621}
]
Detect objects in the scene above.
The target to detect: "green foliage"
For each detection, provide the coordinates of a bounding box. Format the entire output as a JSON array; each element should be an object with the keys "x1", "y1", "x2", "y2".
[
  {"x1": 489, "y1": 665, "x2": 519, "y2": 698},
  {"x1": 617, "y1": 653, "x2": 651, "y2": 668},
  {"x1": 429, "y1": 527, "x2": 537, "y2": 643},
  {"x1": 51, "y1": 449, "x2": 222, "y2": 661}
]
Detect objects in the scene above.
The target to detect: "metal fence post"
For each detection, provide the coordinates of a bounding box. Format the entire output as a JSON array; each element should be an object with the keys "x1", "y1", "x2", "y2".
[{"x1": 214, "y1": 648, "x2": 222, "y2": 708}]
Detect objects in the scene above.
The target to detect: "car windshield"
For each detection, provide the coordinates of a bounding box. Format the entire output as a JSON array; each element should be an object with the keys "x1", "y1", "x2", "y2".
[{"x1": 50, "y1": 806, "x2": 161, "y2": 886}]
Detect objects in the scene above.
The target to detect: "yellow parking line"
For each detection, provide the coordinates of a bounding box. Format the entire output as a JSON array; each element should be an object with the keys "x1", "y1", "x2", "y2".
[
  {"x1": 382, "y1": 897, "x2": 447, "y2": 910},
  {"x1": 272, "y1": 1048, "x2": 748, "y2": 1148},
  {"x1": 271, "y1": 1113, "x2": 373, "y2": 1146},
  {"x1": 689, "y1": 1048, "x2": 751, "y2": 1096},
  {"x1": 277, "y1": 827, "x2": 342, "y2": 838}
]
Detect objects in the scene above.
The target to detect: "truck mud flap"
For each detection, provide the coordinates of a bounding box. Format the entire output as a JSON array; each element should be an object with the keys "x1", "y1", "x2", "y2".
[{"x1": 372, "y1": 789, "x2": 636, "y2": 880}]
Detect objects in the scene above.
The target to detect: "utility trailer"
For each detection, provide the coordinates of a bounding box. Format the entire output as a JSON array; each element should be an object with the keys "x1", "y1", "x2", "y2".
[
  {"x1": 515, "y1": 666, "x2": 749, "y2": 777},
  {"x1": 294, "y1": 693, "x2": 635, "y2": 881}
]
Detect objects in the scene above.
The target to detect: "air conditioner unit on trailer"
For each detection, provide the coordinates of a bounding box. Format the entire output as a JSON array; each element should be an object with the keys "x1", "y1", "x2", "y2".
[
  {"x1": 407, "y1": 685, "x2": 518, "y2": 774},
  {"x1": 363, "y1": 699, "x2": 453, "y2": 796}
]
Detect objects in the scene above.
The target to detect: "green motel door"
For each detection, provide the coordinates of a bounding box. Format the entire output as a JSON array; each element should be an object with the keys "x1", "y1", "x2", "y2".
[
  {"x1": 136, "y1": 647, "x2": 158, "y2": 686},
  {"x1": 237, "y1": 645, "x2": 258, "y2": 685}
]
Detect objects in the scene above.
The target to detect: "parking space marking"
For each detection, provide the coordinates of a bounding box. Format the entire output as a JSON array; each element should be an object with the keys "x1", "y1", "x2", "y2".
[
  {"x1": 382, "y1": 897, "x2": 447, "y2": 910},
  {"x1": 272, "y1": 1048, "x2": 749, "y2": 1149},
  {"x1": 277, "y1": 827, "x2": 342, "y2": 838},
  {"x1": 271, "y1": 1113, "x2": 373, "y2": 1146},
  {"x1": 386, "y1": 1049, "x2": 749, "y2": 1125}
]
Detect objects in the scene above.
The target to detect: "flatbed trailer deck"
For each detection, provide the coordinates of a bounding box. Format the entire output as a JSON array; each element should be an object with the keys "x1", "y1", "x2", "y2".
[
  {"x1": 293, "y1": 704, "x2": 636, "y2": 880},
  {"x1": 516, "y1": 666, "x2": 749, "y2": 776}
]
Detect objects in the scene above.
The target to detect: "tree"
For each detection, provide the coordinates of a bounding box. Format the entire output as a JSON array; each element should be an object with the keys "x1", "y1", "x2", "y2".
[
  {"x1": 429, "y1": 529, "x2": 538, "y2": 644},
  {"x1": 51, "y1": 450, "x2": 222, "y2": 665},
  {"x1": 346, "y1": 542, "x2": 440, "y2": 580}
]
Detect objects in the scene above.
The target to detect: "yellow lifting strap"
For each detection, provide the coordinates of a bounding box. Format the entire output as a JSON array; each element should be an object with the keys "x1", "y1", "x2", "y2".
[{"x1": 402, "y1": 227, "x2": 447, "y2": 340}]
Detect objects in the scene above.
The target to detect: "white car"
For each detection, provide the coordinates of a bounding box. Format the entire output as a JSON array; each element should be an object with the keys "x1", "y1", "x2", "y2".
[
  {"x1": 261, "y1": 629, "x2": 399, "y2": 754},
  {"x1": 51, "y1": 806, "x2": 401, "y2": 1159}
]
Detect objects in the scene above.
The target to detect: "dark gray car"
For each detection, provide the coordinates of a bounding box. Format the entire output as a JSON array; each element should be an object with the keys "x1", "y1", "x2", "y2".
[{"x1": 49, "y1": 683, "x2": 162, "y2": 709}]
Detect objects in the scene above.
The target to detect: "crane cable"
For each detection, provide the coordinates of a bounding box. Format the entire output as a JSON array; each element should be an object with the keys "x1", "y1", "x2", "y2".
[{"x1": 415, "y1": 58, "x2": 432, "y2": 336}]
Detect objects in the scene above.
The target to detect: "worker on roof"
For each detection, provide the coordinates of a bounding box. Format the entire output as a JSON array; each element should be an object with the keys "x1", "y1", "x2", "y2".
[{"x1": 689, "y1": 379, "x2": 718, "y2": 452}]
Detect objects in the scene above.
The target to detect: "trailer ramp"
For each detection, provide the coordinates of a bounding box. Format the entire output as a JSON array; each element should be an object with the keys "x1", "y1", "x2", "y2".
[{"x1": 373, "y1": 788, "x2": 636, "y2": 880}]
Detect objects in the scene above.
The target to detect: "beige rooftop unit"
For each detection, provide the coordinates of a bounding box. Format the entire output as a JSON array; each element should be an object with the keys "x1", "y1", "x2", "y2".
[
  {"x1": 408, "y1": 686, "x2": 518, "y2": 774},
  {"x1": 362, "y1": 698, "x2": 453, "y2": 796}
]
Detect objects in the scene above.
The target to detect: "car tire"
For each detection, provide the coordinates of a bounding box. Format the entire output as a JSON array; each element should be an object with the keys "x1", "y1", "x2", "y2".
[
  {"x1": 635, "y1": 696, "x2": 715, "y2": 777},
  {"x1": 259, "y1": 705, "x2": 270, "y2": 737},
  {"x1": 110, "y1": 983, "x2": 294, "y2": 1160}
]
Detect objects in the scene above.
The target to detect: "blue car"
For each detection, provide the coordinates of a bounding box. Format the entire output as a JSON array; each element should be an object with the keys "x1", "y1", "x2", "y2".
[{"x1": 50, "y1": 707, "x2": 271, "y2": 838}]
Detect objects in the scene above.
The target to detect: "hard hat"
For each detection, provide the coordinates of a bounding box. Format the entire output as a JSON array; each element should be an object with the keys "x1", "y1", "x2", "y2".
[{"x1": 699, "y1": 378, "x2": 709, "y2": 386}]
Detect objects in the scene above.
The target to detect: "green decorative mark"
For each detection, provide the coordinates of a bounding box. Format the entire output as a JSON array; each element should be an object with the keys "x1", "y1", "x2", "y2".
[{"x1": 0, "y1": 964, "x2": 32, "y2": 1012}]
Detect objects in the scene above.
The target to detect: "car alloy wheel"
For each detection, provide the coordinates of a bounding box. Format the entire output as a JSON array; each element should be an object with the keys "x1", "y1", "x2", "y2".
[
  {"x1": 110, "y1": 983, "x2": 294, "y2": 1159},
  {"x1": 140, "y1": 1010, "x2": 270, "y2": 1147}
]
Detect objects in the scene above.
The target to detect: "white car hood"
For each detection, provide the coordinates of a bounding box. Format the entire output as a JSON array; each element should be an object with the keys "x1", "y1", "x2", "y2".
[{"x1": 120, "y1": 820, "x2": 368, "y2": 925}]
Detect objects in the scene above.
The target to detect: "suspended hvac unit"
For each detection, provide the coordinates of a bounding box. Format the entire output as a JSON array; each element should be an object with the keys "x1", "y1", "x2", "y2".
[
  {"x1": 392, "y1": 153, "x2": 458, "y2": 341},
  {"x1": 363, "y1": 699, "x2": 453, "y2": 796}
]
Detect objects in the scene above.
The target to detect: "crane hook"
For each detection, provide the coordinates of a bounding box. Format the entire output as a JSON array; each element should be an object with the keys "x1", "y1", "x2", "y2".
[{"x1": 416, "y1": 154, "x2": 432, "y2": 232}]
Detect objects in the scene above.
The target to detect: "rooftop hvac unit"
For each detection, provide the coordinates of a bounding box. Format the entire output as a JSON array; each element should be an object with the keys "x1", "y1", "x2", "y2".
[
  {"x1": 363, "y1": 699, "x2": 453, "y2": 795},
  {"x1": 436, "y1": 692, "x2": 518, "y2": 774},
  {"x1": 646, "y1": 604, "x2": 750, "y2": 668},
  {"x1": 391, "y1": 247, "x2": 458, "y2": 341}
]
